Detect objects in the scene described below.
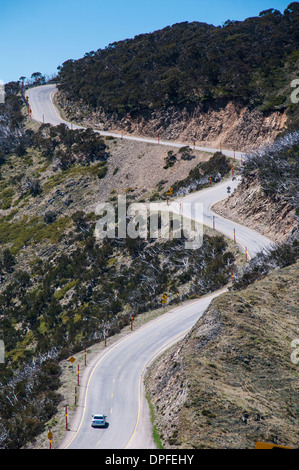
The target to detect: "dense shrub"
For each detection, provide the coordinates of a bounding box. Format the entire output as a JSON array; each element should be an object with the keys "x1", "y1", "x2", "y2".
[
  {"x1": 57, "y1": 4, "x2": 299, "y2": 119},
  {"x1": 231, "y1": 239, "x2": 299, "y2": 290},
  {"x1": 242, "y1": 131, "x2": 299, "y2": 210}
]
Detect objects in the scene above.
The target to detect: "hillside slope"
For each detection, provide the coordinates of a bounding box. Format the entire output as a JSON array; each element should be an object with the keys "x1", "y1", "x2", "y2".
[
  {"x1": 212, "y1": 132, "x2": 299, "y2": 243},
  {"x1": 212, "y1": 174, "x2": 296, "y2": 243},
  {"x1": 145, "y1": 260, "x2": 299, "y2": 449},
  {"x1": 56, "y1": 4, "x2": 299, "y2": 149},
  {"x1": 0, "y1": 86, "x2": 242, "y2": 449}
]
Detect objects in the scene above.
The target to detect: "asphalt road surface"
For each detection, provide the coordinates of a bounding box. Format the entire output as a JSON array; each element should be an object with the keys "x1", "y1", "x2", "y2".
[
  {"x1": 26, "y1": 84, "x2": 274, "y2": 449},
  {"x1": 59, "y1": 291, "x2": 227, "y2": 449}
]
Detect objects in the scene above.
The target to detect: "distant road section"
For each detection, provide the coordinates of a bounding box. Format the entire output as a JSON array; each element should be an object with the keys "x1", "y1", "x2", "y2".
[
  {"x1": 26, "y1": 84, "x2": 67, "y2": 126},
  {"x1": 174, "y1": 176, "x2": 274, "y2": 259},
  {"x1": 26, "y1": 84, "x2": 242, "y2": 159},
  {"x1": 26, "y1": 84, "x2": 273, "y2": 259}
]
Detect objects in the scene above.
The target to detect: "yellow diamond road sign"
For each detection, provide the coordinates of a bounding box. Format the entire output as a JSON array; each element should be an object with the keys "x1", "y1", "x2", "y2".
[{"x1": 68, "y1": 356, "x2": 76, "y2": 364}]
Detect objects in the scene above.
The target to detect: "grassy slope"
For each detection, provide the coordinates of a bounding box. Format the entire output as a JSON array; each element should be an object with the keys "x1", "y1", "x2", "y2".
[{"x1": 145, "y1": 260, "x2": 299, "y2": 449}]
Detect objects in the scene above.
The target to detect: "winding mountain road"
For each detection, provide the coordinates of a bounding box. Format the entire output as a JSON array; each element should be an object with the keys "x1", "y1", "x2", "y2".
[
  {"x1": 26, "y1": 84, "x2": 242, "y2": 158},
  {"x1": 26, "y1": 84, "x2": 274, "y2": 449}
]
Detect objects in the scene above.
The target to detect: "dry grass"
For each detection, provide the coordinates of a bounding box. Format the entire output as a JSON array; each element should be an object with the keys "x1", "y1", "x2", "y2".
[{"x1": 146, "y1": 261, "x2": 299, "y2": 449}]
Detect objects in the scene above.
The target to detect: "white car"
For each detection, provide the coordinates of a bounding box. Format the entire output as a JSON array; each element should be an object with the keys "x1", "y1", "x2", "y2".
[{"x1": 91, "y1": 414, "x2": 106, "y2": 428}]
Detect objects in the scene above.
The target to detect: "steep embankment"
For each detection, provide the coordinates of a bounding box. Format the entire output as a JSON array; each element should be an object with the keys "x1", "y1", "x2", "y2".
[
  {"x1": 212, "y1": 174, "x2": 297, "y2": 243},
  {"x1": 55, "y1": 94, "x2": 287, "y2": 152},
  {"x1": 145, "y1": 261, "x2": 299, "y2": 449},
  {"x1": 213, "y1": 129, "x2": 299, "y2": 244}
]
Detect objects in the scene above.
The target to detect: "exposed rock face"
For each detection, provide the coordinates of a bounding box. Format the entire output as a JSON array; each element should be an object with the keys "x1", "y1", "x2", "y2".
[
  {"x1": 211, "y1": 174, "x2": 297, "y2": 244},
  {"x1": 58, "y1": 92, "x2": 287, "y2": 152},
  {"x1": 117, "y1": 102, "x2": 287, "y2": 152}
]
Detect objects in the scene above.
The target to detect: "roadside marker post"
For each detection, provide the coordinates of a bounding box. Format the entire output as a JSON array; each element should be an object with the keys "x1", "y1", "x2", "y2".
[
  {"x1": 77, "y1": 364, "x2": 79, "y2": 386},
  {"x1": 234, "y1": 228, "x2": 236, "y2": 243},
  {"x1": 213, "y1": 216, "x2": 215, "y2": 230},
  {"x1": 84, "y1": 345, "x2": 86, "y2": 366},
  {"x1": 48, "y1": 428, "x2": 53, "y2": 449},
  {"x1": 75, "y1": 386, "x2": 77, "y2": 405},
  {"x1": 65, "y1": 406, "x2": 68, "y2": 431},
  {"x1": 131, "y1": 314, "x2": 133, "y2": 331},
  {"x1": 105, "y1": 326, "x2": 107, "y2": 347}
]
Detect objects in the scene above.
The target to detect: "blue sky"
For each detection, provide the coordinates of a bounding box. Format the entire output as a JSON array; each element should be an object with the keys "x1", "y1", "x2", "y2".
[{"x1": 0, "y1": 0, "x2": 292, "y2": 84}]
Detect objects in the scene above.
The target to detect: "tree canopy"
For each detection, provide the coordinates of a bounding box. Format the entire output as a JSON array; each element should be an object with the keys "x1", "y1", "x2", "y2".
[{"x1": 57, "y1": 4, "x2": 299, "y2": 116}]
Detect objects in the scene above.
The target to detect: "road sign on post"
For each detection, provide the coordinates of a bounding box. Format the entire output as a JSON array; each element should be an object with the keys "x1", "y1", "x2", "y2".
[
  {"x1": 162, "y1": 294, "x2": 167, "y2": 305},
  {"x1": 166, "y1": 188, "x2": 173, "y2": 205}
]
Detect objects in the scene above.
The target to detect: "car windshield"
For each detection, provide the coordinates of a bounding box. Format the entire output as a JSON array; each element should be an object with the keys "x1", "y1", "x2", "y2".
[{"x1": 94, "y1": 416, "x2": 103, "y2": 420}]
